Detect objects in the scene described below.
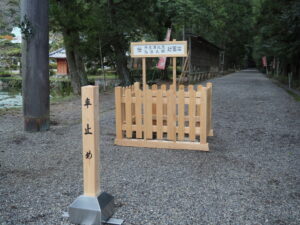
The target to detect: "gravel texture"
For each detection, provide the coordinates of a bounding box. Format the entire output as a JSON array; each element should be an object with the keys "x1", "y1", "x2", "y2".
[{"x1": 0, "y1": 69, "x2": 299, "y2": 225}]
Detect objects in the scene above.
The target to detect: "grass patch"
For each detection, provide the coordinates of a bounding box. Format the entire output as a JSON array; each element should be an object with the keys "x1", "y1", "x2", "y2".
[
  {"x1": 88, "y1": 73, "x2": 118, "y2": 81},
  {"x1": 50, "y1": 94, "x2": 77, "y2": 104},
  {"x1": 285, "y1": 89, "x2": 300, "y2": 102},
  {"x1": 50, "y1": 77, "x2": 70, "y2": 82},
  {"x1": 0, "y1": 107, "x2": 21, "y2": 116},
  {"x1": 0, "y1": 75, "x2": 22, "y2": 81}
]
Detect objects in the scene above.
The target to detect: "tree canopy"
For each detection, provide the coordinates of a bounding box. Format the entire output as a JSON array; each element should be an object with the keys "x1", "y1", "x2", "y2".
[
  {"x1": 1, "y1": 0, "x2": 299, "y2": 92},
  {"x1": 252, "y1": 0, "x2": 300, "y2": 81}
]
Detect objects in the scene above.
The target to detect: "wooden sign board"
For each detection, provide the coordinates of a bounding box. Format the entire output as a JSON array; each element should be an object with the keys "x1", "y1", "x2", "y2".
[{"x1": 131, "y1": 41, "x2": 187, "y2": 58}]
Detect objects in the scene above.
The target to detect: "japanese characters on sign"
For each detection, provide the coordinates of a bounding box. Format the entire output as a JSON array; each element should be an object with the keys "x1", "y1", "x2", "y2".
[
  {"x1": 131, "y1": 41, "x2": 187, "y2": 58},
  {"x1": 84, "y1": 97, "x2": 92, "y2": 108},
  {"x1": 83, "y1": 96, "x2": 94, "y2": 160}
]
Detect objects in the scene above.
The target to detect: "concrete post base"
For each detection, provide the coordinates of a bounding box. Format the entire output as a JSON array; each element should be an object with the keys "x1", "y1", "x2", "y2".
[{"x1": 69, "y1": 192, "x2": 114, "y2": 225}]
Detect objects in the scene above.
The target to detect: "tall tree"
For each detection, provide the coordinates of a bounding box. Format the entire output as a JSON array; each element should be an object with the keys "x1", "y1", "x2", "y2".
[
  {"x1": 252, "y1": 0, "x2": 300, "y2": 81},
  {"x1": 50, "y1": 0, "x2": 89, "y2": 95}
]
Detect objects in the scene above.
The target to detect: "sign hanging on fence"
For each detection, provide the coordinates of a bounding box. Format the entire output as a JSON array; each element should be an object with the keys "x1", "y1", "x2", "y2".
[{"x1": 131, "y1": 41, "x2": 187, "y2": 58}]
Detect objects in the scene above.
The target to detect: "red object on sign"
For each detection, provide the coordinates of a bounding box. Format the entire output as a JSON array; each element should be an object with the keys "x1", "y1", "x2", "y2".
[
  {"x1": 156, "y1": 28, "x2": 171, "y2": 70},
  {"x1": 262, "y1": 56, "x2": 267, "y2": 67}
]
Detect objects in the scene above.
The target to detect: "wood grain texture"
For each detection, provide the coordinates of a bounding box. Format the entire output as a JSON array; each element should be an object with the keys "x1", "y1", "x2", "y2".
[
  {"x1": 81, "y1": 86, "x2": 100, "y2": 197},
  {"x1": 125, "y1": 88, "x2": 132, "y2": 138}
]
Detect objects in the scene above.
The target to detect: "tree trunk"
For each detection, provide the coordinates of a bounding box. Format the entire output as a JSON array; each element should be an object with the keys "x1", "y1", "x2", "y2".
[
  {"x1": 160, "y1": 58, "x2": 170, "y2": 81},
  {"x1": 21, "y1": 0, "x2": 49, "y2": 132},
  {"x1": 63, "y1": 29, "x2": 88, "y2": 95},
  {"x1": 112, "y1": 41, "x2": 133, "y2": 86},
  {"x1": 107, "y1": 0, "x2": 133, "y2": 86}
]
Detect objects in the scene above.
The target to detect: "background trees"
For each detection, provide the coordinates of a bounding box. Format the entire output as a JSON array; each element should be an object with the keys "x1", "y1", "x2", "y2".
[
  {"x1": 252, "y1": 0, "x2": 300, "y2": 85},
  {"x1": 1, "y1": 0, "x2": 299, "y2": 93}
]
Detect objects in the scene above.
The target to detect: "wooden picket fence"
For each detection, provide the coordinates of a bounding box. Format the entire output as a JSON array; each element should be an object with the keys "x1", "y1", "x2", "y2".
[{"x1": 114, "y1": 82, "x2": 213, "y2": 151}]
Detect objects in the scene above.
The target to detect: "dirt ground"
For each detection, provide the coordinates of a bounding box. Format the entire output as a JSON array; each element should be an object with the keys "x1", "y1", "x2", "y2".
[{"x1": 0, "y1": 69, "x2": 299, "y2": 225}]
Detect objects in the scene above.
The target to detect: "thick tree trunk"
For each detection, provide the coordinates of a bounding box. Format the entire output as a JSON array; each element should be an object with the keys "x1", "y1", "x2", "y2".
[
  {"x1": 63, "y1": 29, "x2": 88, "y2": 95},
  {"x1": 112, "y1": 41, "x2": 133, "y2": 86},
  {"x1": 21, "y1": 0, "x2": 49, "y2": 132},
  {"x1": 107, "y1": 0, "x2": 133, "y2": 86}
]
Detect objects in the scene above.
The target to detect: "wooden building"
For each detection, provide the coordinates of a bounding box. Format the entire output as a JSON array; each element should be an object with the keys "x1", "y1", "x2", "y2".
[
  {"x1": 49, "y1": 48, "x2": 69, "y2": 75},
  {"x1": 184, "y1": 33, "x2": 223, "y2": 75}
]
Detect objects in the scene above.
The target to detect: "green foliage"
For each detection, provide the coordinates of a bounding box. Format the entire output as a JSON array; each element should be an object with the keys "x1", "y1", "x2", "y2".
[
  {"x1": 0, "y1": 71, "x2": 12, "y2": 77},
  {"x1": 286, "y1": 89, "x2": 300, "y2": 102},
  {"x1": 0, "y1": 40, "x2": 21, "y2": 56},
  {"x1": 0, "y1": 40, "x2": 21, "y2": 70},
  {"x1": 252, "y1": 0, "x2": 300, "y2": 82},
  {"x1": 48, "y1": 0, "x2": 298, "y2": 85},
  {"x1": 0, "y1": 0, "x2": 19, "y2": 34}
]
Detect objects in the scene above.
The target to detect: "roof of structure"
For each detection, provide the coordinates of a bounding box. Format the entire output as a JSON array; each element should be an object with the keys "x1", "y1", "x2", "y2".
[
  {"x1": 185, "y1": 33, "x2": 223, "y2": 51},
  {"x1": 49, "y1": 48, "x2": 66, "y2": 59}
]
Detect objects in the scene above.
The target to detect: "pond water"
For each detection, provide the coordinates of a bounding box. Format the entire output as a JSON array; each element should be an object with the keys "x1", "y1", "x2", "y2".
[
  {"x1": 0, "y1": 88, "x2": 22, "y2": 109},
  {"x1": 0, "y1": 80, "x2": 73, "y2": 109},
  {"x1": 0, "y1": 78, "x2": 119, "y2": 109}
]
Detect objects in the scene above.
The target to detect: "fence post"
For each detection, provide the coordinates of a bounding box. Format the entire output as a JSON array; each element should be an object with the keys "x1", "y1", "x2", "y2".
[
  {"x1": 156, "y1": 87, "x2": 163, "y2": 139},
  {"x1": 206, "y1": 82, "x2": 213, "y2": 136},
  {"x1": 125, "y1": 87, "x2": 132, "y2": 138},
  {"x1": 115, "y1": 87, "x2": 123, "y2": 140},
  {"x1": 167, "y1": 86, "x2": 176, "y2": 141},
  {"x1": 145, "y1": 87, "x2": 153, "y2": 139},
  {"x1": 200, "y1": 87, "x2": 208, "y2": 144},
  {"x1": 178, "y1": 85, "x2": 185, "y2": 141},
  {"x1": 188, "y1": 85, "x2": 196, "y2": 141},
  {"x1": 134, "y1": 83, "x2": 142, "y2": 138}
]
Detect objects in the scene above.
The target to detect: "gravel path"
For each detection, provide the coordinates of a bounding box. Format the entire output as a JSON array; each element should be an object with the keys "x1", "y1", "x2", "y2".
[{"x1": 0, "y1": 69, "x2": 299, "y2": 225}]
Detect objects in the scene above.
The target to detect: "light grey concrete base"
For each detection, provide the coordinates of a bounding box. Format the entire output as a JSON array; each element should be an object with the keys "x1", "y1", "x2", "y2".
[{"x1": 69, "y1": 192, "x2": 114, "y2": 225}]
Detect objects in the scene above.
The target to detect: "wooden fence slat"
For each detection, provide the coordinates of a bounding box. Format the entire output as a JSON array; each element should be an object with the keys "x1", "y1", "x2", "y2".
[
  {"x1": 135, "y1": 86, "x2": 142, "y2": 138},
  {"x1": 156, "y1": 88, "x2": 163, "y2": 139},
  {"x1": 161, "y1": 84, "x2": 167, "y2": 122},
  {"x1": 121, "y1": 87, "x2": 125, "y2": 124},
  {"x1": 207, "y1": 82, "x2": 212, "y2": 134},
  {"x1": 152, "y1": 84, "x2": 158, "y2": 90},
  {"x1": 189, "y1": 85, "x2": 196, "y2": 141},
  {"x1": 145, "y1": 87, "x2": 152, "y2": 139},
  {"x1": 122, "y1": 124, "x2": 206, "y2": 135},
  {"x1": 125, "y1": 88, "x2": 132, "y2": 138},
  {"x1": 152, "y1": 84, "x2": 157, "y2": 116},
  {"x1": 115, "y1": 87, "x2": 123, "y2": 139},
  {"x1": 167, "y1": 87, "x2": 176, "y2": 141},
  {"x1": 200, "y1": 87, "x2": 208, "y2": 144},
  {"x1": 196, "y1": 85, "x2": 202, "y2": 126},
  {"x1": 178, "y1": 85, "x2": 185, "y2": 141}
]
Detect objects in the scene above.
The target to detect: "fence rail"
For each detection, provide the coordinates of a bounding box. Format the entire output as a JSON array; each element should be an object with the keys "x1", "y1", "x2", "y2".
[{"x1": 115, "y1": 82, "x2": 213, "y2": 151}]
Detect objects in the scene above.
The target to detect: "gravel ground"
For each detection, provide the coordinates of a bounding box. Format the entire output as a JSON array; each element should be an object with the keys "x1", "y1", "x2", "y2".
[{"x1": 0, "y1": 69, "x2": 299, "y2": 225}]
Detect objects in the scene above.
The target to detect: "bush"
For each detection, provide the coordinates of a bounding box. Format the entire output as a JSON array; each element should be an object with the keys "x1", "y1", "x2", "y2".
[
  {"x1": 0, "y1": 71, "x2": 12, "y2": 77},
  {"x1": 49, "y1": 70, "x2": 56, "y2": 76},
  {"x1": 49, "y1": 63, "x2": 57, "y2": 70}
]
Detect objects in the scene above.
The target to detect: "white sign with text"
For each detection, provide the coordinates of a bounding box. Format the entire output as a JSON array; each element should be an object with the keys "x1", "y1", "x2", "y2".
[{"x1": 131, "y1": 41, "x2": 187, "y2": 58}]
